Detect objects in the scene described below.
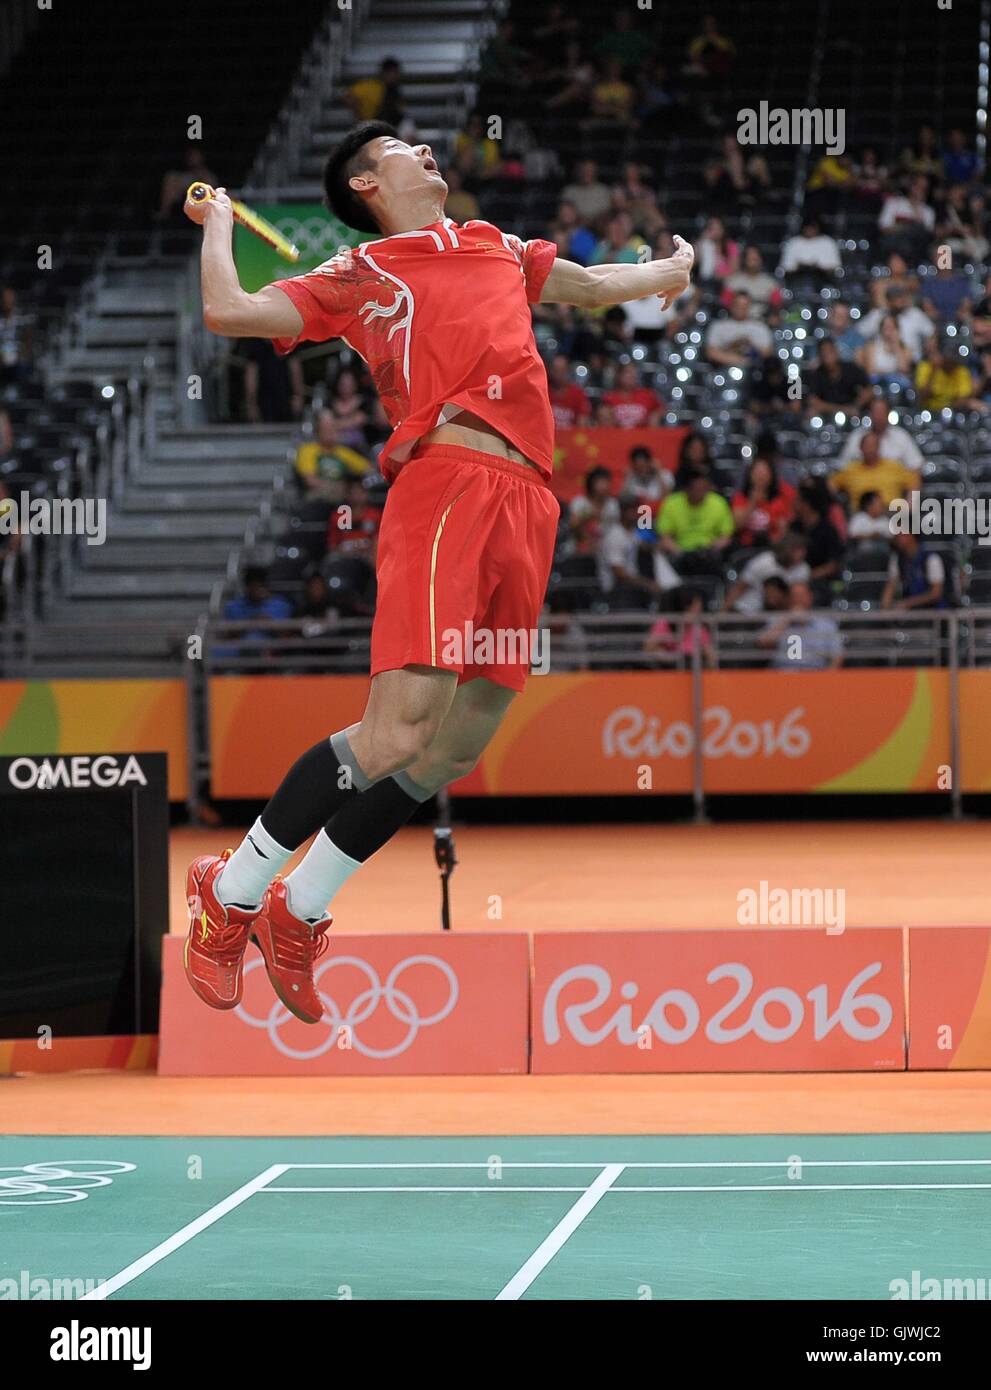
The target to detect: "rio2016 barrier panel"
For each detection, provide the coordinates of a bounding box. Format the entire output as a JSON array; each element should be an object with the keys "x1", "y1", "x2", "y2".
[
  {"x1": 154, "y1": 926, "x2": 991, "y2": 1076},
  {"x1": 208, "y1": 670, "x2": 986, "y2": 798}
]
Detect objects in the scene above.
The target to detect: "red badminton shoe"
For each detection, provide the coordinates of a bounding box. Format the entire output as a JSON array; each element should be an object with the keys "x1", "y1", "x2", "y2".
[
  {"x1": 251, "y1": 878, "x2": 331, "y2": 1025},
  {"x1": 184, "y1": 851, "x2": 255, "y2": 1011}
]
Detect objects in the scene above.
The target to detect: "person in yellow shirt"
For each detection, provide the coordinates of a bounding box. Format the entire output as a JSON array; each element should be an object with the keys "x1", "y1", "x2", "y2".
[
  {"x1": 294, "y1": 410, "x2": 371, "y2": 502},
  {"x1": 347, "y1": 59, "x2": 403, "y2": 125},
  {"x1": 830, "y1": 430, "x2": 918, "y2": 508},
  {"x1": 914, "y1": 343, "x2": 980, "y2": 412}
]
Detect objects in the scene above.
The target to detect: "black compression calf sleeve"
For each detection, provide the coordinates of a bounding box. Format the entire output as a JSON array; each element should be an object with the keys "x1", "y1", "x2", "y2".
[
  {"x1": 261, "y1": 729, "x2": 371, "y2": 850},
  {"x1": 324, "y1": 770, "x2": 434, "y2": 862}
]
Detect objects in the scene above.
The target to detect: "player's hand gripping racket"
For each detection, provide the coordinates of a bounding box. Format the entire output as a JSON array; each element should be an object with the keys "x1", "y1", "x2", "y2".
[{"x1": 186, "y1": 182, "x2": 301, "y2": 262}]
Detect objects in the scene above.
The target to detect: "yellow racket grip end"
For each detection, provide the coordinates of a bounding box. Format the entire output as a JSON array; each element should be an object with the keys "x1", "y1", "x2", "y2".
[{"x1": 186, "y1": 182, "x2": 215, "y2": 204}]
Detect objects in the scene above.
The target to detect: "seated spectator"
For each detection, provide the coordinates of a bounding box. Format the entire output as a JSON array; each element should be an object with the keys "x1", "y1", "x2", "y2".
[
  {"x1": 599, "y1": 495, "x2": 665, "y2": 606},
  {"x1": 723, "y1": 532, "x2": 810, "y2": 614},
  {"x1": 881, "y1": 533, "x2": 947, "y2": 610},
  {"x1": 656, "y1": 468, "x2": 735, "y2": 575},
  {"x1": 900, "y1": 124, "x2": 942, "y2": 181},
  {"x1": 839, "y1": 397, "x2": 924, "y2": 471},
  {"x1": 935, "y1": 185, "x2": 989, "y2": 264},
  {"x1": 761, "y1": 574, "x2": 791, "y2": 612},
  {"x1": 723, "y1": 246, "x2": 783, "y2": 317},
  {"x1": 779, "y1": 217, "x2": 841, "y2": 281},
  {"x1": 696, "y1": 215, "x2": 739, "y2": 284},
  {"x1": 805, "y1": 152, "x2": 854, "y2": 214},
  {"x1": 0, "y1": 285, "x2": 35, "y2": 386},
  {"x1": 860, "y1": 285, "x2": 934, "y2": 361},
  {"x1": 294, "y1": 410, "x2": 371, "y2": 500},
  {"x1": 156, "y1": 147, "x2": 215, "y2": 223},
  {"x1": 831, "y1": 430, "x2": 918, "y2": 509},
  {"x1": 548, "y1": 200, "x2": 597, "y2": 265},
  {"x1": 561, "y1": 158, "x2": 612, "y2": 224},
  {"x1": 326, "y1": 477, "x2": 382, "y2": 557},
  {"x1": 686, "y1": 13, "x2": 736, "y2": 82},
  {"x1": 747, "y1": 356, "x2": 800, "y2": 424},
  {"x1": 674, "y1": 430, "x2": 715, "y2": 487},
  {"x1": 0, "y1": 407, "x2": 13, "y2": 458},
  {"x1": 971, "y1": 273, "x2": 991, "y2": 348},
  {"x1": 569, "y1": 465, "x2": 619, "y2": 553},
  {"x1": 453, "y1": 112, "x2": 502, "y2": 183},
  {"x1": 587, "y1": 56, "x2": 636, "y2": 129},
  {"x1": 706, "y1": 291, "x2": 773, "y2": 366},
  {"x1": 623, "y1": 445, "x2": 673, "y2": 509},
  {"x1": 219, "y1": 566, "x2": 293, "y2": 663},
  {"x1": 545, "y1": 41, "x2": 597, "y2": 114},
  {"x1": 914, "y1": 341, "x2": 980, "y2": 413},
  {"x1": 942, "y1": 128, "x2": 978, "y2": 186},
  {"x1": 829, "y1": 302, "x2": 865, "y2": 362},
  {"x1": 595, "y1": 9, "x2": 655, "y2": 67},
  {"x1": 793, "y1": 482, "x2": 844, "y2": 586},
  {"x1": 603, "y1": 362, "x2": 664, "y2": 427},
  {"x1": 851, "y1": 146, "x2": 889, "y2": 203},
  {"x1": 862, "y1": 314, "x2": 914, "y2": 391},
  {"x1": 704, "y1": 133, "x2": 771, "y2": 210},
  {"x1": 347, "y1": 58, "x2": 404, "y2": 125},
  {"x1": 804, "y1": 337, "x2": 873, "y2": 415},
  {"x1": 920, "y1": 263, "x2": 973, "y2": 326},
  {"x1": 590, "y1": 212, "x2": 643, "y2": 266},
  {"x1": 615, "y1": 161, "x2": 659, "y2": 224},
  {"x1": 731, "y1": 457, "x2": 797, "y2": 546},
  {"x1": 878, "y1": 176, "x2": 935, "y2": 261},
  {"x1": 759, "y1": 581, "x2": 844, "y2": 670},
  {"x1": 478, "y1": 18, "x2": 532, "y2": 88},
  {"x1": 442, "y1": 168, "x2": 480, "y2": 223},
  {"x1": 868, "y1": 252, "x2": 919, "y2": 310},
  {"x1": 547, "y1": 354, "x2": 592, "y2": 428},
  {"x1": 848, "y1": 490, "x2": 894, "y2": 542},
  {"x1": 297, "y1": 573, "x2": 341, "y2": 638},
  {"x1": 328, "y1": 368, "x2": 371, "y2": 449},
  {"x1": 241, "y1": 338, "x2": 303, "y2": 423},
  {"x1": 644, "y1": 586, "x2": 713, "y2": 665}
]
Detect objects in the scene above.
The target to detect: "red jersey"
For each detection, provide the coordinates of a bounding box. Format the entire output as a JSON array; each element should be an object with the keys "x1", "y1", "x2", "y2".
[
  {"x1": 549, "y1": 382, "x2": 591, "y2": 428},
  {"x1": 602, "y1": 386, "x2": 664, "y2": 429},
  {"x1": 271, "y1": 218, "x2": 558, "y2": 481}
]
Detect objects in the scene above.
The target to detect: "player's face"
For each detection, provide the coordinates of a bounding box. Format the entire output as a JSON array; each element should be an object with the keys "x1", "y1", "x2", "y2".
[{"x1": 363, "y1": 137, "x2": 448, "y2": 204}]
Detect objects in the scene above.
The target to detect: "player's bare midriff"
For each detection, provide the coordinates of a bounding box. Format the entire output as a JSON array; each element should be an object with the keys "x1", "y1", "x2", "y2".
[{"x1": 420, "y1": 408, "x2": 540, "y2": 472}]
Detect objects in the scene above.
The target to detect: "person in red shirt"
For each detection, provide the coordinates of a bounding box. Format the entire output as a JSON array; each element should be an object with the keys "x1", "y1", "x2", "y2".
[
  {"x1": 731, "y1": 456, "x2": 796, "y2": 546},
  {"x1": 547, "y1": 353, "x2": 591, "y2": 427},
  {"x1": 181, "y1": 121, "x2": 694, "y2": 1022},
  {"x1": 602, "y1": 361, "x2": 665, "y2": 427}
]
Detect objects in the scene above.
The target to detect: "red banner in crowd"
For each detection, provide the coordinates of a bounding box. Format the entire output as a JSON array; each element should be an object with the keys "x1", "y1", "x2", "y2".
[{"x1": 552, "y1": 426, "x2": 689, "y2": 500}]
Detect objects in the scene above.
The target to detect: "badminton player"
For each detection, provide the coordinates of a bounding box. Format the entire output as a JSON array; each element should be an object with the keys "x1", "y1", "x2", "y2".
[{"x1": 182, "y1": 122, "x2": 693, "y2": 1022}]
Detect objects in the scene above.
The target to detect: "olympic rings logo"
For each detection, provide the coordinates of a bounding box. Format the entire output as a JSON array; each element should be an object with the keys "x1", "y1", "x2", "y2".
[
  {"x1": 272, "y1": 217, "x2": 346, "y2": 258},
  {"x1": 235, "y1": 954, "x2": 460, "y2": 1060},
  {"x1": 0, "y1": 1160, "x2": 136, "y2": 1206}
]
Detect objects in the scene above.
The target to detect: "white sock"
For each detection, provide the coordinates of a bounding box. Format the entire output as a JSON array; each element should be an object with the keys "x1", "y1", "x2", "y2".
[
  {"x1": 217, "y1": 817, "x2": 293, "y2": 910},
  {"x1": 282, "y1": 830, "x2": 360, "y2": 922}
]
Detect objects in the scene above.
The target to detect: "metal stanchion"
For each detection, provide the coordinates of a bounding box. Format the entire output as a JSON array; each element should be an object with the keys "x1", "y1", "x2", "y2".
[{"x1": 433, "y1": 786, "x2": 457, "y2": 930}]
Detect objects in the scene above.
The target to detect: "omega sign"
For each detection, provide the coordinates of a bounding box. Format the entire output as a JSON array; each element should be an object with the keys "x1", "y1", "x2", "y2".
[{"x1": 6, "y1": 755, "x2": 149, "y2": 790}]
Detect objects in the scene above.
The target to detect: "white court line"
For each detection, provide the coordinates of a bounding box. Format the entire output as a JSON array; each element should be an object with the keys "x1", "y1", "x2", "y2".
[
  {"x1": 264, "y1": 1186, "x2": 589, "y2": 1193},
  {"x1": 81, "y1": 1164, "x2": 288, "y2": 1300},
  {"x1": 495, "y1": 1164, "x2": 626, "y2": 1301},
  {"x1": 280, "y1": 1158, "x2": 991, "y2": 1170}
]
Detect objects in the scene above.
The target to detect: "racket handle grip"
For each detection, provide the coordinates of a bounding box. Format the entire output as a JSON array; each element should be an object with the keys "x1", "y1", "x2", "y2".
[{"x1": 186, "y1": 182, "x2": 214, "y2": 204}]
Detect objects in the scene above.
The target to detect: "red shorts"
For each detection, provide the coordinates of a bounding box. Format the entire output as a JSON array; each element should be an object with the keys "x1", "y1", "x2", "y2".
[{"x1": 371, "y1": 444, "x2": 559, "y2": 692}]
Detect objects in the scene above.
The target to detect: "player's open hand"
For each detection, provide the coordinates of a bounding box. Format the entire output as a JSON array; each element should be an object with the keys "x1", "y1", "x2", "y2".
[
  {"x1": 658, "y1": 234, "x2": 695, "y2": 309},
  {"x1": 183, "y1": 185, "x2": 234, "y2": 227}
]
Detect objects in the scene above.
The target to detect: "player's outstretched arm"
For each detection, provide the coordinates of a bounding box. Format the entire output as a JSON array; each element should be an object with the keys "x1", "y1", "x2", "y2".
[
  {"x1": 185, "y1": 186, "x2": 303, "y2": 339},
  {"x1": 540, "y1": 235, "x2": 694, "y2": 311}
]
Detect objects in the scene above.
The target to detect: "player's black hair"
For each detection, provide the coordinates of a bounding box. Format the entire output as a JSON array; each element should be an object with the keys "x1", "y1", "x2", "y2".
[{"x1": 323, "y1": 121, "x2": 399, "y2": 233}]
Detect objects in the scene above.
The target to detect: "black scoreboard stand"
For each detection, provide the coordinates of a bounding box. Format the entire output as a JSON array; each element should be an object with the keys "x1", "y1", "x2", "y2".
[{"x1": 0, "y1": 752, "x2": 169, "y2": 1042}]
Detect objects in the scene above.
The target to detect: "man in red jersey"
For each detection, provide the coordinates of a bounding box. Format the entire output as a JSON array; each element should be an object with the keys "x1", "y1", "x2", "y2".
[{"x1": 182, "y1": 121, "x2": 693, "y2": 1022}]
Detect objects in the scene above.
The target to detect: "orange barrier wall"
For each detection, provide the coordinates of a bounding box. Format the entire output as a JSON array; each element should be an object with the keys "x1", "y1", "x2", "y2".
[
  {"x1": 209, "y1": 670, "x2": 953, "y2": 798},
  {"x1": 532, "y1": 929, "x2": 906, "y2": 1073},
  {"x1": 158, "y1": 933, "x2": 530, "y2": 1076},
  {"x1": 0, "y1": 679, "x2": 189, "y2": 800},
  {"x1": 907, "y1": 927, "x2": 991, "y2": 1069}
]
